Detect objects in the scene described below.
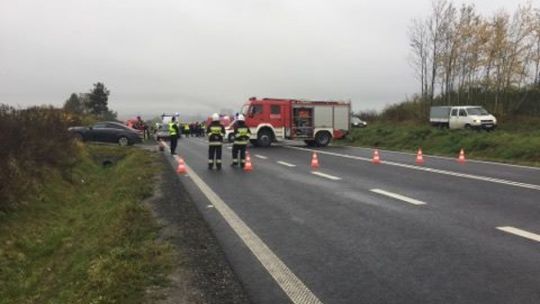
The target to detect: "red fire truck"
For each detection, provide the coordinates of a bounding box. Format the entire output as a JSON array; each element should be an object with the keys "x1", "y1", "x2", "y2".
[{"x1": 233, "y1": 97, "x2": 351, "y2": 147}]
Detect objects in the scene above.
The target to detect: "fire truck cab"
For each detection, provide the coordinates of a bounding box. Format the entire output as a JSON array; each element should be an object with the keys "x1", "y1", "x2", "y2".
[{"x1": 238, "y1": 97, "x2": 351, "y2": 147}]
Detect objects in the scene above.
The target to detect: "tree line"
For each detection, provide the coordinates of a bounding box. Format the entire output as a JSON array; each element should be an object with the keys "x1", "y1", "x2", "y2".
[
  {"x1": 63, "y1": 82, "x2": 117, "y2": 120},
  {"x1": 409, "y1": 0, "x2": 540, "y2": 117}
]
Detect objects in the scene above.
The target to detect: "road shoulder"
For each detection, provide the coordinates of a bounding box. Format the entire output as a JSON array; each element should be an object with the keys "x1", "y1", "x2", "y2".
[{"x1": 145, "y1": 152, "x2": 251, "y2": 304}]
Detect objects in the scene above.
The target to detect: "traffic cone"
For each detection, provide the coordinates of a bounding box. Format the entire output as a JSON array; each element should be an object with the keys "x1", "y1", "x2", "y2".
[
  {"x1": 416, "y1": 147, "x2": 425, "y2": 165},
  {"x1": 244, "y1": 152, "x2": 253, "y2": 172},
  {"x1": 158, "y1": 140, "x2": 164, "y2": 151},
  {"x1": 311, "y1": 152, "x2": 319, "y2": 169},
  {"x1": 457, "y1": 148, "x2": 466, "y2": 164},
  {"x1": 372, "y1": 149, "x2": 381, "y2": 164},
  {"x1": 176, "y1": 157, "x2": 187, "y2": 174}
]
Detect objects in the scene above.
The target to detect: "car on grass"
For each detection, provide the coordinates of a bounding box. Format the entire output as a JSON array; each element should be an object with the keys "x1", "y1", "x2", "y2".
[
  {"x1": 351, "y1": 116, "x2": 368, "y2": 128},
  {"x1": 68, "y1": 121, "x2": 143, "y2": 146}
]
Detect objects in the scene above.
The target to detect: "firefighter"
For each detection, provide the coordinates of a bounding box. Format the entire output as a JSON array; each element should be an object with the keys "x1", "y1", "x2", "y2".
[
  {"x1": 183, "y1": 123, "x2": 190, "y2": 136},
  {"x1": 207, "y1": 113, "x2": 226, "y2": 170},
  {"x1": 231, "y1": 114, "x2": 251, "y2": 168},
  {"x1": 168, "y1": 117, "x2": 180, "y2": 155}
]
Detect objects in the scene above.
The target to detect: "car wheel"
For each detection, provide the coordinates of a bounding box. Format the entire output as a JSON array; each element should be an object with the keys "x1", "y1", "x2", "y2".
[
  {"x1": 118, "y1": 136, "x2": 129, "y2": 146},
  {"x1": 73, "y1": 132, "x2": 84, "y2": 142},
  {"x1": 315, "y1": 131, "x2": 332, "y2": 147}
]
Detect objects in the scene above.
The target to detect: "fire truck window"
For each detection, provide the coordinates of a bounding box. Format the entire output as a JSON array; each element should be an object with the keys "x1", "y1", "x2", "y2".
[
  {"x1": 271, "y1": 105, "x2": 280, "y2": 115},
  {"x1": 251, "y1": 105, "x2": 263, "y2": 115}
]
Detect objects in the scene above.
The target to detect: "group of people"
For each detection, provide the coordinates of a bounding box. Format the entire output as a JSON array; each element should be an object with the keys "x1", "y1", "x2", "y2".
[
  {"x1": 185, "y1": 122, "x2": 206, "y2": 137},
  {"x1": 167, "y1": 113, "x2": 251, "y2": 169}
]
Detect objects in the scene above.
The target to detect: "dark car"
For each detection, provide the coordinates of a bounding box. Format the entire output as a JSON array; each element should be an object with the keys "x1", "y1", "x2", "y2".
[{"x1": 69, "y1": 121, "x2": 143, "y2": 146}]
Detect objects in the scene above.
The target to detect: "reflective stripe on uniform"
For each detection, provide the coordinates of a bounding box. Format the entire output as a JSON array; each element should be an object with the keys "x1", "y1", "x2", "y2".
[
  {"x1": 234, "y1": 141, "x2": 248, "y2": 145},
  {"x1": 209, "y1": 142, "x2": 223, "y2": 146}
]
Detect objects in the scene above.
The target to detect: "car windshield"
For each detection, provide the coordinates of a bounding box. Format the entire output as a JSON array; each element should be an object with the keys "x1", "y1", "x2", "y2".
[
  {"x1": 351, "y1": 117, "x2": 361, "y2": 123},
  {"x1": 467, "y1": 107, "x2": 489, "y2": 115}
]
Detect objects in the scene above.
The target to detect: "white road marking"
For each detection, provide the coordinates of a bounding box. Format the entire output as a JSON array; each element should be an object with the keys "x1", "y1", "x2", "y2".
[
  {"x1": 277, "y1": 161, "x2": 296, "y2": 167},
  {"x1": 311, "y1": 171, "x2": 342, "y2": 181},
  {"x1": 285, "y1": 146, "x2": 540, "y2": 191},
  {"x1": 370, "y1": 189, "x2": 427, "y2": 206},
  {"x1": 182, "y1": 163, "x2": 323, "y2": 304},
  {"x1": 342, "y1": 145, "x2": 540, "y2": 170},
  {"x1": 255, "y1": 154, "x2": 268, "y2": 159},
  {"x1": 207, "y1": 205, "x2": 215, "y2": 208},
  {"x1": 497, "y1": 226, "x2": 540, "y2": 242}
]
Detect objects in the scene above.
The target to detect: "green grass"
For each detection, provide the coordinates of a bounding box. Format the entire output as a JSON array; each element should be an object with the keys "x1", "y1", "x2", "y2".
[
  {"x1": 343, "y1": 121, "x2": 540, "y2": 166},
  {"x1": 0, "y1": 144, "x2": 173, "y2": 304}
]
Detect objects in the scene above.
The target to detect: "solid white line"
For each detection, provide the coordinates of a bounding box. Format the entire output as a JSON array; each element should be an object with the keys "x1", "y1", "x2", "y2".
[
  {"x1": 285, "y1": 146, "x2": 540, "y2": 191},
  {"x1": 497, "y1": 226, "x2": 540, "y2": 242},
  {"x1": 183, "y1": 164, "x2": 323, "y2": 304},
  {"x1": 343, "y1": 145, "x2": 540, "y2": 170},
  {"x1": 311, "y1": 171, "x2": 342, "y2": 181},
  {"x1": 277, "y1": 161, "x2": 296, "y2": 167},
  {"x1": 370, "y1": 189, "x2": 427, "y2": 206},
  {"x1": 255, "y1": 154, "x2": 268, "y2": 159}
]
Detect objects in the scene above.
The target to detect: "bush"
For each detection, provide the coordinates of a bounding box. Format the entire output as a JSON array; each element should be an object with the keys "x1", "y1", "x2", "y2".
[{"x1": 0, "y1": 105, "x2": 79, "y2": 211}]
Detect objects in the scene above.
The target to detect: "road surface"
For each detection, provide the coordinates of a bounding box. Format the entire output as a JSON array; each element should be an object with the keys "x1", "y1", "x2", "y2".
[{"x1": 162, "y1": 137, "x2": 540, "y2": 304}]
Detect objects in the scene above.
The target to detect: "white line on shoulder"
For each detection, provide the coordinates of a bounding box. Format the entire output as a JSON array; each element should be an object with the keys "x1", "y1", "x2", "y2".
[{"x1": 183, "y1": 163, "x2": 323, "y2": 304}]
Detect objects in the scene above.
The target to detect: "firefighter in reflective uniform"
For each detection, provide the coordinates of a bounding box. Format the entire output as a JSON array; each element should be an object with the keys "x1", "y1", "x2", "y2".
[
  {"x1": 207, "y1": 113, "x2": 226, "y2": 170},
  {"x1": 231, "y1": 114, "x2": 251, "y2": 168},
  {"x1": 183, "y1": 123, "x2": 190, "y2": 136}
]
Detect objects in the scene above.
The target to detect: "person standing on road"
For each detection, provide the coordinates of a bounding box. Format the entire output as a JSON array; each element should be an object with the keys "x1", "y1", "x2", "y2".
[
  {"x1": 207, "y1": 113, "x2": 226, "y2": 170},
  {"x1": 231, "y1": 114, "x2": 251, "y2": 168},
  {"x1": 168, "y1": 117, "x2": 180, "y2": 155},
  {"x1": 183, "y1": 123, "x2": 190, "y2": 137}
]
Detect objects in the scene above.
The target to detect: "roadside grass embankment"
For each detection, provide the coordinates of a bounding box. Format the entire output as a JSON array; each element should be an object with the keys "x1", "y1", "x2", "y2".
[
  {"x1": 344, "y1": 121, "x2": 540, "y2": 167},
  {"x1": 0, "y1": 144, "x2": 174, "y2": 304}
]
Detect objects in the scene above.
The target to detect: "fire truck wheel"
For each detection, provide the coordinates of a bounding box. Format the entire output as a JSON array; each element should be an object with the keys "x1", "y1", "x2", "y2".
[
  {"x1": 315, "y1": 131, "x2": 332, "y2": 147},
  {"x1": 257, "y1": 129, "x2": 273, "y2": 147}
]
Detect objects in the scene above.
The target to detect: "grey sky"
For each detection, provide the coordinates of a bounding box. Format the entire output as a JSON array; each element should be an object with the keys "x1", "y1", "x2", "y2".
[{"x1": 0, "y1": 0, "x2": 535, "y2": 118}]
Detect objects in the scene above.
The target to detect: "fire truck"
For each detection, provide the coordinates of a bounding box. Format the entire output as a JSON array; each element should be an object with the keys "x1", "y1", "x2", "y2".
[{"x1": 230, "y1": 97, "x2": 351, "y2": 147}]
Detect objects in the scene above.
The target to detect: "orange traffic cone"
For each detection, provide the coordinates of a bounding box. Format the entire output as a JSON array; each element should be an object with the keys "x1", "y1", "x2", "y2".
[
  {"x1": 416, "y1": 147, "x2": 425, "y2": 165},
  {"x1": 158, "y1": 140, "x2": 164, "y2": 151},
  {"x1": 372, "y1": 149, "x2": 381, "y2": 164},
  {"x1": 176, "y1": 157, "x2": 187, "y2": 174},
  {"x1": 457, "y1": 148, "x2": 466, "y2": 164},
  {"x1": 311, "y1": 152, "x2": 320, "y2": 169},
  {"x1": 244, "y1": 152, "x2": 253, "y2": 172}
]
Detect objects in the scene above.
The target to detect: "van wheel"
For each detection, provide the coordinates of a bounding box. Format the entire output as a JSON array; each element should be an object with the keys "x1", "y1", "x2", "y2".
[
  {"x1": 315, "y1": 131, "x2": 332, "y2": 147},
  {"x1": 465, "y1": 124, "x2": 472, "y2": 130},
  {"x1": 118, "y1": 136, "x2": 129, "y2": 146},
  {"x1": 257, "y1": 129, "x2": 273, "y2": 147}
]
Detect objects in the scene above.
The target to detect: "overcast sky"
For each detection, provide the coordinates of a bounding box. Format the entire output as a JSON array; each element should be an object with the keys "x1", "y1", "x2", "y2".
[{"x1": 0, "y1": 0, "x2": 536, "y2": 118}]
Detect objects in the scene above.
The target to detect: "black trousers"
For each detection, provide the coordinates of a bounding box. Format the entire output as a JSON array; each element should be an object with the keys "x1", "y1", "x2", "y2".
[
  {"x1": 232, "y1": 144, "x2": 246, "y2": 166},
  {"x1": 170, "y1": 136, "x2": 178, "y2": 154},
  {"x1": 208, "y1": 145, "x2": 222, "y2": 167}
]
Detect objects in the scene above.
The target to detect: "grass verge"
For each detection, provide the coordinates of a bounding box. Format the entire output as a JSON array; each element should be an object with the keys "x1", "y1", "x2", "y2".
[
  {"x1": 0, "y1": 144, "x2": 173, "y2": 304},
  {"x1": 343, "y1": 122, "x2": 540, "y2": 166}
]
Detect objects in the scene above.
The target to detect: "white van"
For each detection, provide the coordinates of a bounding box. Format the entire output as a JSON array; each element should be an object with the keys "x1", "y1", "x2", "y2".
[{"x1": 430, "y1": 106, "x2": 497, "y2": 130}]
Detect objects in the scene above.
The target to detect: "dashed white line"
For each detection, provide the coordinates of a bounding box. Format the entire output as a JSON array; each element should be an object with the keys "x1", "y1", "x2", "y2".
[
  {"x1": 277, "y1": 161, "x2": 296, "y2": 167},
  {"x1": 311, "y1": 171, "x2": 342, "y2": 181},
  {"x1": 285, "y1": 146, "x2": 540, "y2": 191},
  {"x1": 255, "y1": 154, "x2": 268, "y2": 159},
  {"x1": 183, "y1": 162, "x2": 323, "y2": 304},
  {"x1": 370, "y1": 189, "x2": 427, "y2": 206},
  {"x1": 497, "y1": 226, "x2": 540, "y2": 242}
]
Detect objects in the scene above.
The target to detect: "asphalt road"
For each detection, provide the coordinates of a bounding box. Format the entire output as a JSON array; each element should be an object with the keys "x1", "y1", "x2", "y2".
[{"x1": 162, "y1": 137, "x2": 540, "y2": 304}]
